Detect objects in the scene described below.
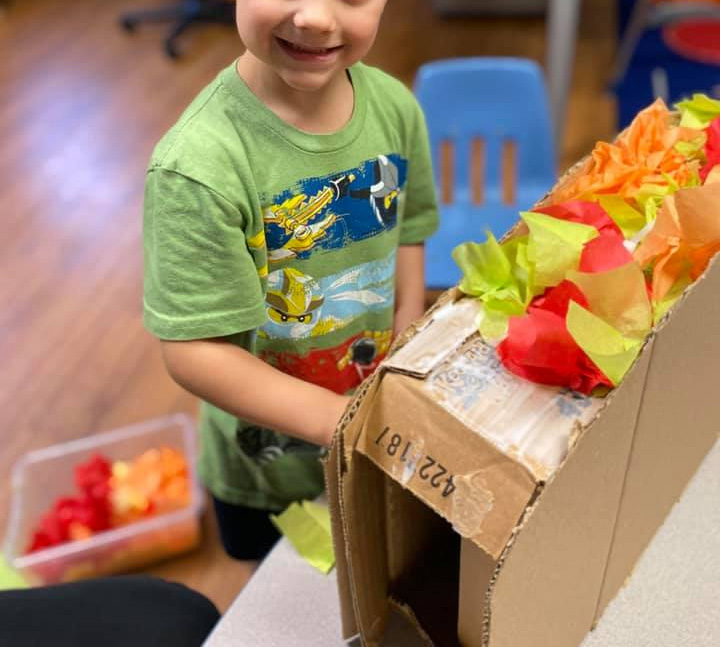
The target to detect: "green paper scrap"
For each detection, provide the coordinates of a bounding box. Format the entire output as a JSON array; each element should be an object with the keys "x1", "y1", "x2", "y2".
[
  {"x1": 597, "y1": 195, "x2": 648, "y2": 238},
  {"x1": 453, "y1": 233, "x2": 512, "y2": 297},
  {"x1": 634, "y1": 179, "x2": 679, "y2": 224},
  {"x1": 676, "y1": 94, "x2": 720, "y2": 129},
  {"x1": 521, "y1": 210, "x2": 599, "y2": 288},
  {"x1": 674, "y1": 136, "x2": 706, "y2": 160},
  {"x1": 507, "y1": 235, "x2": 539, "y2": 303},
  {"x1": 453, "y1": 234, "x2": 530, "y2": 341},
  {"x1": 300, "y1": 500, "x2": 332, "y2": 536},
  {"x1": 476, "y1": 304, "x2": 510, "y2": 340},
  {"x1": 566, "y1": 301, "x2": 644, "y2": 386},
  {"x1": 270, "y1": 501, "x2": 334, "y2": 575},
  {"x1": 0, "y1": 555, "x2": 28, "y2": 591}
]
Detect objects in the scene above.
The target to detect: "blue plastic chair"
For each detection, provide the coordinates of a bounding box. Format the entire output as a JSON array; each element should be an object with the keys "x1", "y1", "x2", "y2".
[{"x1": 415, "y1": 58, "x2": 557, "y2": 289}]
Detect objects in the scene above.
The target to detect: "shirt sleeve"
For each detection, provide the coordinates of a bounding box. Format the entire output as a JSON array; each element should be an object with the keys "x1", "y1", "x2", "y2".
[
  {"x1": 399, "y1": 97, "x2": 440, "y2": 245},
  {"x1": 143, "y1": 168, "x2": 267, "y2": 340}
]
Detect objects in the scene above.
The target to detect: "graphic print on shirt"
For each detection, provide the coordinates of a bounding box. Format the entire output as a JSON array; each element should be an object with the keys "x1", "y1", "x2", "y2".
[
  {"x1": 259, "y1": 253, "x2": 395, "y2": 340},
  {"x1": 257, "y1": 253, "x2": 396, "y2": 393},
  {"x1": 263, "y1": 154, "x2": 407, "y2": 263},
  {"x1": 259, "y1": 329, "x2": 393, "y2": 395}
]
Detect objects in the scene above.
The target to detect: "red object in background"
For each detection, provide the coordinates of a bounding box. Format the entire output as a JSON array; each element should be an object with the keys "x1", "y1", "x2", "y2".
[
  {"x1": 662, "y1": 20, "x2": 720, "y2": 65},
  {"x1": 75, "y1": 454, "x2": 112, "y2": 501},
  {"x1": 27, "y1": 455, "x2": 112, "y2": 553}
]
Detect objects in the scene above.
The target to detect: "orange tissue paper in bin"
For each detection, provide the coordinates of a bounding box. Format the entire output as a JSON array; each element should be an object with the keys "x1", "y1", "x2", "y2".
[{"x1": 110, "y1": 448, "x2": 190, "y2": 526}]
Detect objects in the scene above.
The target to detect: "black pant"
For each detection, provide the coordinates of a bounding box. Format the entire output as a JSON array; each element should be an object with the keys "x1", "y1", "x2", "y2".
[
  {"x1": 212, "y1": 496, "x2": 281, "y2": 561},
  {"x1": 0, "y1": 575, "x2": 219, "y2": 647}
]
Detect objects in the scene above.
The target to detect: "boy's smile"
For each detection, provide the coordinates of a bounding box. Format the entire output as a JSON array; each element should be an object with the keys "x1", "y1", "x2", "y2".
[{"x1": 274, "y1": 36, "x2": 345, "y2": 65}]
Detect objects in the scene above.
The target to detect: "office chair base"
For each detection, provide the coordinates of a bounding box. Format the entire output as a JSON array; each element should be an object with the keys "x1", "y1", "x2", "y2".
[{"x1": 120, "y1": 1, "x2": 235, "y2": 59}]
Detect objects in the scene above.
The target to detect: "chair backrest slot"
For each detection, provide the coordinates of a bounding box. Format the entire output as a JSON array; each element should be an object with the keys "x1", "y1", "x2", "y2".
[
  {"x1": 440, "y1": 139, "x2": 455, "y2": 205},
  {"x1": 471, "y1": 137, "x2": 485, "y2": 206},
  {"x1": 502, "y1": 139, "x2": 517, "y2": 206}
]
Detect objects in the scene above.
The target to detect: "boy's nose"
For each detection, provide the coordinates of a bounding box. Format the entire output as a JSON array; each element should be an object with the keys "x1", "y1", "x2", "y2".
[{"x1": 292, "y1": 0, "x2": 337, "y2": 33}]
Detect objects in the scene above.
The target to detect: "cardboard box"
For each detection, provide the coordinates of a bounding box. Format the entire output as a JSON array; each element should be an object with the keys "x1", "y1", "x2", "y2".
[{"x1": 326, "y1": 167, "x2": 720, "y2": 646}]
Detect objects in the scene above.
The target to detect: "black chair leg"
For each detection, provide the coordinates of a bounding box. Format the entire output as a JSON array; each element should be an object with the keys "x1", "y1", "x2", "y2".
[
  {"x1": 120, "y1": 5, "x2": 185, "y2": 32},
  {"x1": 164, "y1": 14, "x2": 197, "y2": 58}
]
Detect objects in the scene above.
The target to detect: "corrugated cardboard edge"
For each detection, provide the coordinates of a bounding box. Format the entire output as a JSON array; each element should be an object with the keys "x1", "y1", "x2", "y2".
[
  {"x1": 325, "y1": 428, "x2": 357, "y2": 638},
  {"x1": 325, "y1": 373, "x2": 384, "y2": 642},
  {"x1": 387, "y1": 598, "x2": 435, "y2": 646}
]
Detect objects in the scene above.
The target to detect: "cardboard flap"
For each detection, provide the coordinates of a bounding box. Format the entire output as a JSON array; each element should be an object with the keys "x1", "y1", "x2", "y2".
[
  {"x1": 324, "y1": 434, "x2": 358, "y2": 640},
  {"x1": 341, "y1": 452, "x2": 392, "y2": 646},
  {"x1": 332, "y1": 375, "x2": 393, "y2": 645},
  {"x1": 356, "y1": 373, "x2": 537, "y2": 560},
  {"x1": 382, "y1": 298, "x2": 482, "y2": 377}
]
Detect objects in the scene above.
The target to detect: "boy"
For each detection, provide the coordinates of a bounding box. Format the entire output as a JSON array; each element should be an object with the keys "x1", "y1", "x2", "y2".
[{"x1": 143, "y1": 0, "x2": 439, "y2": 560}]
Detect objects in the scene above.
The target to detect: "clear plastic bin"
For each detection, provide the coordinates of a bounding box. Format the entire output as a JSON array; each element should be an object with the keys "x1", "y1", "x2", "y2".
[{"x1": 3, "y1": 414, "x2": 205, "y2": 585}]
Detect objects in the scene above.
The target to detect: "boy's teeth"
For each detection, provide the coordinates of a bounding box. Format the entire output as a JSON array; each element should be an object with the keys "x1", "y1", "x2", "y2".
[{"x1": 286, "y1": 40, "x2": 332, "y2": 54}]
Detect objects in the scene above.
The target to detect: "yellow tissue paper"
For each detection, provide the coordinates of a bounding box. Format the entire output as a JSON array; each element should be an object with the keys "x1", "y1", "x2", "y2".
[
  {"x1": 596, "y1": 195, "x2": 648, "y2": 239},
  {"x1": 520, "y1": 210, "x2": 599, "y2": 288},
  {"x1": 566, "y1": 301, "x2": 644, "y2": 386},
  {"x1": 566, "y1": 262, "x2": 652, "y2": 338},
  {"x1": 676, "y1": 93, "x2": 720, "y2": 129},
  {"x1": 0, "y1": 555, "x2": 27, "y2": 591},
  {"x1": 271, "y1": 501, "x2": 335, "y2": 575}
]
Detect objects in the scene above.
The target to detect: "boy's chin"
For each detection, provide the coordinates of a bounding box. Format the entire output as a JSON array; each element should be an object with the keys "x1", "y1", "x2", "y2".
[{"x1": 278, "y1": 68, "x2": 344, "y2": 93}]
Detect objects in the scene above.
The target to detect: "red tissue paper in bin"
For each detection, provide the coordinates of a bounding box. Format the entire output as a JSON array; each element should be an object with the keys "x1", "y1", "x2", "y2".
[
  {"x1": 26, "y1": 448, "x2": 190, "y2": 554},
  {"x1": 27, "y1": 455, "x2": 113, "y2": 552}
]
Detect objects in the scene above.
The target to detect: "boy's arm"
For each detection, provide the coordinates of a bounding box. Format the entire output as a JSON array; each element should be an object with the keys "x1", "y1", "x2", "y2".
[
  {"x1": 393, "y1": 243, "x2": 427, "y2": 338},
  {"x1": 161, "y1": 339, "x2": 350, "y2": 448}
]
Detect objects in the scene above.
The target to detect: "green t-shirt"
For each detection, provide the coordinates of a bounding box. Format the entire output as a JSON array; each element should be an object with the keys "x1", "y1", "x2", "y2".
[{"x1": 143, "y1": 61, "x2": 438, "y2": 510}]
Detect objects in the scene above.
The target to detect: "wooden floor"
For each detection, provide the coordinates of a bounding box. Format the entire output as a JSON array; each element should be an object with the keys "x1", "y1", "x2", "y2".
[{"x1": 0, "y1": 0, "x2": 616, "y2": 613}]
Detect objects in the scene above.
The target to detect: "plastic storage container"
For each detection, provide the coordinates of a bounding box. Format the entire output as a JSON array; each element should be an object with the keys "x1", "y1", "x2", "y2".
[{"x1": 3, "y1": 414, "x2": 204, "y2": 585}]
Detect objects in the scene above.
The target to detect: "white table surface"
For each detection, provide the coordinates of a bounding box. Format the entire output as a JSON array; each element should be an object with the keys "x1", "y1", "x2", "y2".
[{"x1": 205, "y1": 440, "x2": 720, "y2": 646}]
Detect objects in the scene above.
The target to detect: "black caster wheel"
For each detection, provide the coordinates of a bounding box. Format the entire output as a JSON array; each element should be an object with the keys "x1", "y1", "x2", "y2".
[
  {"x1": 164, "y1": 40, "x2": 181, "y2": 59},
  {"x1": 120, "y1": 17, "x2": 137, "y2": 32}
]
